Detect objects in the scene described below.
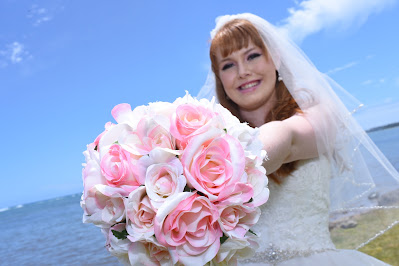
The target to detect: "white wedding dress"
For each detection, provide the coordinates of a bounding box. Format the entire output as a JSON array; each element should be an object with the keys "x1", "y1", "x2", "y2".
[{"x1": 241, "y1": 156, "x2": 390, "y2": 265}]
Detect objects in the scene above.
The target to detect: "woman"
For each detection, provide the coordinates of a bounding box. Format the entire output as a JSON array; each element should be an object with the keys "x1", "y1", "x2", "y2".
[{"x1": 198, "y1": 13, "x2": 399, "y2": 265}]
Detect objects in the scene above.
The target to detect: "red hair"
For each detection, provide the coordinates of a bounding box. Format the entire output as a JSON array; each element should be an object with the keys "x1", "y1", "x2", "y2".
[{"x1": 210, "y1": 19, "x2": 302, "y2": 183}]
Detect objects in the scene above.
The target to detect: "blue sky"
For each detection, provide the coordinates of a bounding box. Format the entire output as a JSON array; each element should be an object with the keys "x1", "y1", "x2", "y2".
[{"x1": 1, "y1": 0, "x2": 399, "y2": 208}]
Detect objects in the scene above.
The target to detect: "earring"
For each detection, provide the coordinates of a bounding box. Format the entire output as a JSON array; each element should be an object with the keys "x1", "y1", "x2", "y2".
[{"x1": 277, "y1": 70, "x2": 283, "y2": 82}]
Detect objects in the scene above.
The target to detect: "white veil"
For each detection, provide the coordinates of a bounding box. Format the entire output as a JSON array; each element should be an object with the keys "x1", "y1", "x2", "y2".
[{"x1": 197, "y1": 13, "x2": 399, "y2": 250}]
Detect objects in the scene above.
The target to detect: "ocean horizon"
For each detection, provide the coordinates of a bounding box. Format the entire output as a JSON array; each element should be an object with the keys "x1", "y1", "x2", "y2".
[{"x1": 0, "y1": 193, "x2": 120, "y2": 266}]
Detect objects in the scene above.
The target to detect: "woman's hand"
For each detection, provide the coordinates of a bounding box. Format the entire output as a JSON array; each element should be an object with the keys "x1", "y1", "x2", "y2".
[{"x1": 259, "y1": 114, "x2": 318, "y2": 175}]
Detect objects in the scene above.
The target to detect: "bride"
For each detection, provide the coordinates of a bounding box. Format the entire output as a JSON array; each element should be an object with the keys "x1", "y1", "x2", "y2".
[{"x1": 198, "y1": 13, "x2": 399, "y2": 265}]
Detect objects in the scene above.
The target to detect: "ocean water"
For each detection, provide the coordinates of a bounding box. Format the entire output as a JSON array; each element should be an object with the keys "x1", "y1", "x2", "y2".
[
  {"x1": 0, "y1": 194, "x2": 119, "y2": 266},
  {"x1": 367, "y1": 126, "x2": 399, "y2": 171},
  {"x1": 0, "y1": 126, "x2": 398, "y2": 266}
]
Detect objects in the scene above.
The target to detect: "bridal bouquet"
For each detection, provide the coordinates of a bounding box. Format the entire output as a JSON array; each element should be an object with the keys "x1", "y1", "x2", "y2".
[{"x1": 81, "y1": 93, "x2": 269, "y2": 265}]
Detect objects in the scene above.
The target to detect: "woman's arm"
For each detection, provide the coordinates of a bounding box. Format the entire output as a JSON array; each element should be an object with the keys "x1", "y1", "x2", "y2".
[{"x1": 258, "y1": 114, "x2": 318, "y2": 175}]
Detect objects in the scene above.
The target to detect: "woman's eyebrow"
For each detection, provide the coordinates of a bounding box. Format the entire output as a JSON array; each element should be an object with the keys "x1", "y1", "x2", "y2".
[
  {"x1": 244, "y1": 47, "x2": 256, "y2": 54},
  {"x1": 219, "y1": 47, "x2": 257, "y2": 64}
]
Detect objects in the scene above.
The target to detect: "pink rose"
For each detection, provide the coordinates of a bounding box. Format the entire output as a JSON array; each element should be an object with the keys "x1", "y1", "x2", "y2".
[
  {"x1": 216, "y1": 182, "x2": 254, "y2": 206},
  {"x1": 100, "y1": 144, "x2": 140, "y2": 195},
  {"x1": 81, "y1": 185, "x2": 126, "y2": 227},
  {"x1": 154, "y1": 192, "x2": 223, "y2": 265},
  {"x1": 118, "y1": 116, "x2": 175, "y2": 156},
  {"x1": 145, "y1": 161, "x2": 185, "y2": 208},
  {"x1": 170, "y1": 104, "x2": 222, "y2": 149},
  {"x1": 125, "y1": 187, "x2": 156, "y2": 241},
  {"x1": 111, "y1": 103, "x2": 149, "y2": 129},
  {"x1": 112, "y1": 103, "x2": 136, "y2": 124},
  {"x1": 215, "y1": 183, "x2": 260, "y2": 239},
  {"x1": 137, "y1": 148, "x2": 186, "y2": 209},
  {"x1": 217, "y1": 203, "x2": 260, "y2": 238},
  {"x1": 181, "y1": 127, "x2": 246, "y2": 201},
  {"x1": 128, "y1": 237, "x2": 172, "y2": 266}
]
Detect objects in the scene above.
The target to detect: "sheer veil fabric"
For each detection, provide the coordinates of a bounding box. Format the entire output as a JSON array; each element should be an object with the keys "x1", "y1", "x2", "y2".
[{"x1": 197, "y1": 13, "x2": 399, "y2": 250}]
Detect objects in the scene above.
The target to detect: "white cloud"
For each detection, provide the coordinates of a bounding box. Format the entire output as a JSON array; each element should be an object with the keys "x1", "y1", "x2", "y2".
[
  {"x1": 326, "y1": 61, "x2": 358, "y2": 75},
  {"x1": 278, "y1": 0, "x2": 396, "y2": 43},
  {"x1": 34, "y1": 16, "x2": 52, "y2": 27},
  {"x1": 27, "y1": 5, "x2": 53, "y2": 26},
  {"x1": 0, "y1": 42, "x2": 31, "y2": 67},
  {"x1": 10, "y1": 42, "x2": 24, "y2": 63}
]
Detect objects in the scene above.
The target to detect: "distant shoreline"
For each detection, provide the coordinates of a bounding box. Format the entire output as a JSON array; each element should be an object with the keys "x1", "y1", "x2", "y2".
[{"x1": 367, "y1": 122, "x2": 399, "y2": 133}]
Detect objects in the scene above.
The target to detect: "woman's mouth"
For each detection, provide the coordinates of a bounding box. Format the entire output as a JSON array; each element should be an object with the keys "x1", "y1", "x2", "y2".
[{"x1": 239, "y1": 80, "x2": 260, "y2": 92}]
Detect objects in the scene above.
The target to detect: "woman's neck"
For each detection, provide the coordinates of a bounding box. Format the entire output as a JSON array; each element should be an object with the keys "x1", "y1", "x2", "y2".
[{"x1": 239, "y1": 93, "x2": 277, "y2": 127}]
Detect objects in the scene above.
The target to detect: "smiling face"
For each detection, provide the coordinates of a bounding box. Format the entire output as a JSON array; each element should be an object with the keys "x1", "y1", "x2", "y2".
[{"x1": 215, "y1": 41, "x2": 277, "y2": 112}]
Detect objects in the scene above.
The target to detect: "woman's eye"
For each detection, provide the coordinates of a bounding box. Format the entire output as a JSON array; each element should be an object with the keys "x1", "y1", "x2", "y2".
[
  {"x1": 222, "y1": 63, "x2": 234, "y2": 71},
  {"x1": 248, "y1": 53, "x2": 261, "y2": 60}
]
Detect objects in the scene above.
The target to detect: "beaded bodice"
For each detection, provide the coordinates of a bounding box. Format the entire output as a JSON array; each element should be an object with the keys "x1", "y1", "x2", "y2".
[{"x1": 246, "y1": 156, "x2": 335, "y2": 264}]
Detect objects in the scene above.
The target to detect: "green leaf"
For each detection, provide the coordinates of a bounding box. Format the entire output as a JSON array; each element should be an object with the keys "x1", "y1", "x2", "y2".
[
  {"x1": 223, "y1": 128, "x2": 227, "y2": 133},
  {"x1": 196, "y1": 191, "x2": 206, "y2": 197},
  {"x1": 112, "y1": 229, "x2": 128, "y2": 240},
  {"x1": 220, "y1": 233, "x2": 228, "y2": 244},
  {"x1": 248, "y1": 229, "x2": 257, "y2": 236}
]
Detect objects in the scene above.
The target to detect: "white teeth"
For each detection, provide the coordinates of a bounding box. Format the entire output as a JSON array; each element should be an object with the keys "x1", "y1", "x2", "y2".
[{"x1": 240, "y1": 81, "x2": 258, "y2": 90}]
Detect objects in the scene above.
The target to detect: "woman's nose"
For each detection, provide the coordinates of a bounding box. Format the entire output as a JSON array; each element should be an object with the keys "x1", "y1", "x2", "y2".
[{"x1": 237, "y1": 63, "x2": 250, "y2": 78}]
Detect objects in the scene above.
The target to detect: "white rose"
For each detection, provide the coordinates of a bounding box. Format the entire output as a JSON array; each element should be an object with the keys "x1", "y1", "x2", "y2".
[
  {"x1": 102, "y1": 223, "x2": 130, "y2": 257},
  {"x1": 213, "y1": 235, "x2": 259, "y2": 265},
  {"x1": 137, "y1": 148, "x2": 186, "y2": 209},
  {"x1": 213, "y1": 102, "x2": 240, "y2": 128},
  {"x1": 148, "y1": 101, "x2": 176, "y2": 121},
  {"x1": 228, "y1": 124, "x2": 265, "y2": 159},
  {"x1": 246, "y1": 156, "x2": 269, "y2": 208},
  {"x1": 128, "y1": 237, "x2": 173, "y2": 266},
  {"x1": 82, "y1": 146, "x2": 107, "y2": 199},
  {"x1": 81, "y1": 184, "x2": 126, "y2": 228},
  {"x1": 125, "y1": 186, "x2": 156, "y2": 241}
]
